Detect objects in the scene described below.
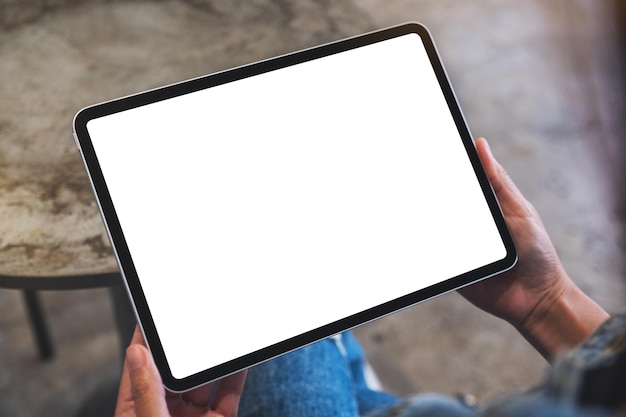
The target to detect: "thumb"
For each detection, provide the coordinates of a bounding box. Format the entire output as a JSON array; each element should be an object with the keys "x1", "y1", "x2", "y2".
[
  {"x1": 126, "y1": 344, "x2": 169, "y2": 417},
  {"x1": 475, "y1": 137, "x2": 536, "y2": 219}
]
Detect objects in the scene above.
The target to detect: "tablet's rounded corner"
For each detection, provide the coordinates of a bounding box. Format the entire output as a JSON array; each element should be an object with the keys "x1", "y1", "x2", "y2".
[
  {"x1": 505, "y1": 245, "x2": 519, "y2": 273},
  {"x1": 73, "y1": 103, "x2": 99, "y2": 135},
  {"x1": 499, "y1": 234, "x2": 519, "y2": 276},
  {"x1": 403, "y1": 21, "x2": 431, "y2": 35},
  {"x1": 159, "y1": 366, "x2": 236, "y2": 394},
  {"x1": 159, "y1": 368, "x2": 196, "y2": 394}
]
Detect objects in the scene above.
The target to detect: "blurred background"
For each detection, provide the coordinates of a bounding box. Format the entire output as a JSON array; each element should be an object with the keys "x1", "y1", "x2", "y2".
[{"x1": 1, "y1": 1, "x2": 625, "y2": 416}]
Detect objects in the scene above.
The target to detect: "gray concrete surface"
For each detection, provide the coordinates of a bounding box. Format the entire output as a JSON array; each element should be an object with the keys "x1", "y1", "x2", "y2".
[{"x1": 1, "y1": 1, "x2": 625, "y2": 416}]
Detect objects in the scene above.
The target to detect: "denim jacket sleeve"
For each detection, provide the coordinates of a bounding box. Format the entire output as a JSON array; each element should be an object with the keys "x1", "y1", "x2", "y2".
[{"x1": 366, "y1": 310, "x2": 626, "y2": 417}]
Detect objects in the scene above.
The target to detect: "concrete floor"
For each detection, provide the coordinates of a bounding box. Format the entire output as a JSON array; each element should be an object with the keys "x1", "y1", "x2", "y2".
[{"x1": 1, "y1": 1, "x2": 625, "y2": 416}]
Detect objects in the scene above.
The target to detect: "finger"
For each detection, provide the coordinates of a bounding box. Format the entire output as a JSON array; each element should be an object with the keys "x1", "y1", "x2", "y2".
[
  {"x1": 178, "y1": 381, "x2": 216, "y2": 407},
  {"x1": 114, "y1": 354, "x2": 134, "y2": 416},
  {"x1": 212, "y1": 370, "x2": 248, "y2": 417},
  {"x1": 114, "y1": 326, "x2": 146, "y2": 416},
  {"x1": 127, "y1": 344, "x2": 169, "y2": 417},
  {"x1": 475, "y1": 137, "x2": 535, "y2": 218}
]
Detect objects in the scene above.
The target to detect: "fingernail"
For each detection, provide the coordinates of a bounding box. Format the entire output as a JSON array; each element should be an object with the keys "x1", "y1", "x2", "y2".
[
  {"x1": 127, "y1": 345, "x2": 146, "y2": 371},
  {"x1": 480, "y1": 138, "x2": 493, "y2": 157}
]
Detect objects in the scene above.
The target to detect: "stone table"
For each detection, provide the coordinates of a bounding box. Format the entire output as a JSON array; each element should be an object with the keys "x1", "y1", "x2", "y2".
[{"x1": 0, "y1": 0, "x2": 373, "y2": 378}]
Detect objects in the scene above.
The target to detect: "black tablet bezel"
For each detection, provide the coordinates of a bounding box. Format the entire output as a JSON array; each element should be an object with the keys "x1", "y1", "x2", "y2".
[{"x1": 74, "y1": 22, "x2": 517, "y2": 392}]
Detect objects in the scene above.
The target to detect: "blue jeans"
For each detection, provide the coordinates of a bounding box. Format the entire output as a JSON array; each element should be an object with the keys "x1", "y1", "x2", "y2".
[
  {"x1": 237, "y1": 331, "x2": 473, "y2": 417},
  {"x1": 236, "y1": 331, "x2": 616, "y2": 417}
]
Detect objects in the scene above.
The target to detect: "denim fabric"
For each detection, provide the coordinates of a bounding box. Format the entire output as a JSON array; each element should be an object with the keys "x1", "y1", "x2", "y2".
[
  {"x1": 238, "y1": 332, "x2": 399, "y2": 417},
  {"x1": 238, "y1": 311, "x2": 626, "y2": 417},
  {"x1": 339, "y1": 331, "x2": 400, "y2": 415},
  {"x1": 366, "y1": 393, "x2": 476, "y2": 417}
]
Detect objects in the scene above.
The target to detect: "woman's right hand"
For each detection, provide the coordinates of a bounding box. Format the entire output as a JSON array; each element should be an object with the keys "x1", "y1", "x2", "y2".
[{"x1": 459, "y1": 138, "x2": 609, "y2": 359}]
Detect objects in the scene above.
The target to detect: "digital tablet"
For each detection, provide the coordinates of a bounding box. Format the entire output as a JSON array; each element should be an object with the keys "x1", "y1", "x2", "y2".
[{"x1": 74, "y1": 22, "x2": 516, "y2": 392}]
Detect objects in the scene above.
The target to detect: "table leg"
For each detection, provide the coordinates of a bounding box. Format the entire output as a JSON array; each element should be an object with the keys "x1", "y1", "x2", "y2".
[
  {"x1": 22, "y1": 290, "x2": 54, "y2": 360},
  {"x1": 75, "y1": 285, "x2": 135, "y2": 417}
]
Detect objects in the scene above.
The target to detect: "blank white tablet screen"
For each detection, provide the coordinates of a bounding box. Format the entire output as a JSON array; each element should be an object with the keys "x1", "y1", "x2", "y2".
[{"x1": 87, "y1": 33, "x2": 506, "y2": 379}]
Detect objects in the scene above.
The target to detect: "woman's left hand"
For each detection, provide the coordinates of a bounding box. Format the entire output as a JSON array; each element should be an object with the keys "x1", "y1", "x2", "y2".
[{"x1": 114, "y1": 327, "x2": 247, "y2": 417}]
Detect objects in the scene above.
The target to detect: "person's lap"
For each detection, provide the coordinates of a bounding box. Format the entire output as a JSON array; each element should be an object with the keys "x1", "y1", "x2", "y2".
[
  {"x1": 237, "y1": 322, "x2": 626, "y2": 417},
  {"x1": 238, "y1": 332, "x2": 399, "y2": 417},
  {"x1": 238, "y1": 331, "x2": 474, "y2": 417}
]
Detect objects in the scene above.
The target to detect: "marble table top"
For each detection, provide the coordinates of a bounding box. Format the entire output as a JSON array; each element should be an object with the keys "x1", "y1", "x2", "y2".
[{"x1": 0, "y1": 0, "x2": 372, "y2": 289}]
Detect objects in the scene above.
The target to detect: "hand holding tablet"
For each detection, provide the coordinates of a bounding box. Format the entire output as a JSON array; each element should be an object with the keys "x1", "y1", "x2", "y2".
[{"x1": 74, "y1": 23, "x2": 516, "y2": 391}]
